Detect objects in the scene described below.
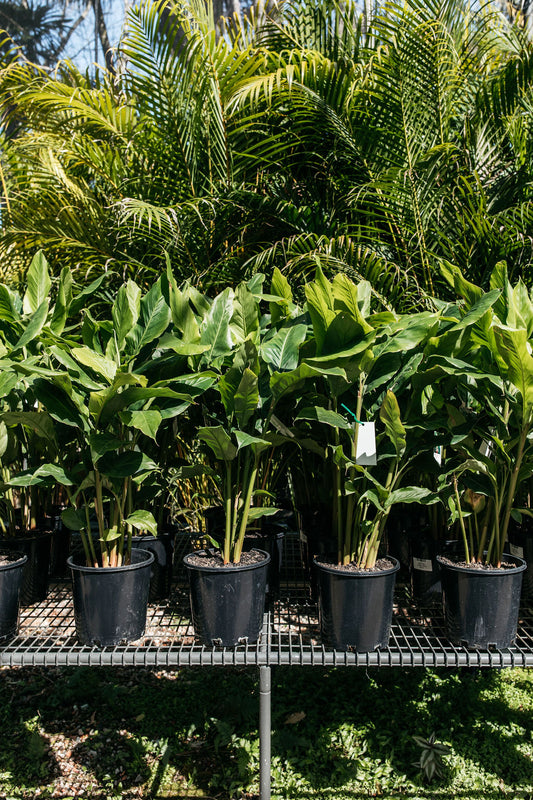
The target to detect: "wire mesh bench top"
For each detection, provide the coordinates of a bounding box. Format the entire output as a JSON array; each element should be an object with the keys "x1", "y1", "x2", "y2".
[{"x1": 3, "y1": 532, "x2": 533, "y2": 669}]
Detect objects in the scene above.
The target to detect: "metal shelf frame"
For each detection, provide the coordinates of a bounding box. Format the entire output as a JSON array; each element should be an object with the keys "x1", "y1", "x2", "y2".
[{"x1": 3, "y1": 532, "x2": 533, "y2": 799}]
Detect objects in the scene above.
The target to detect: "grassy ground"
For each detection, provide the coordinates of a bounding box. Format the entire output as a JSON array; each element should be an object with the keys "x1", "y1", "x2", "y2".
[{"x1": 0, "y1": 665, "x2": 532, "y2": 799}]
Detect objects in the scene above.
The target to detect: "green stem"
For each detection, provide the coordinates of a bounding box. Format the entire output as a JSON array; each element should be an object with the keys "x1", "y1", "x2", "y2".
[
  {"x1": 453, "y1": 475, "x2": 470, "y2": 563},
  {"x1": 233, "y1": 455, "x2": 259, "y2": 564},
  {"x1": 223, "y1": 461, "x2": 232, "y2": 564}
]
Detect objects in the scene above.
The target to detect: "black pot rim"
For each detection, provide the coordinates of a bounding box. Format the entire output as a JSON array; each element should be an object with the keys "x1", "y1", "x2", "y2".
[
  {"x1": 0, "y1": 552, "x2": 28, "y2": 572},
  {"x1": 436, "y1": 553, "x2": 527, "y2": 575},
  {"x1": 313, "y1": 555, "x2": 400, "y2": 577},
  {"x1": 67, "y1": 547, "x2": 155, "y2": 574},
  {"x1": 184, "y1": 548, "x2": 271, "y2": 574},
  {"x1": 0, "y1": 530, "x2": 53, "y2": 543}
]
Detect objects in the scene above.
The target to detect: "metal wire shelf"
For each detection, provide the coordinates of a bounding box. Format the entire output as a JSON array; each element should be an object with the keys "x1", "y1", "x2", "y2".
[{"x1": 2, "y1": 532, "x2": 533, "y2": 668}]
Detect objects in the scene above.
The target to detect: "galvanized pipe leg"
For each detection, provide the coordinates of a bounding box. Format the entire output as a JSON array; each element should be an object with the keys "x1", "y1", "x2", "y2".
[{"x1": 259, "y1": 665, "x2": 271, "y2": 800}]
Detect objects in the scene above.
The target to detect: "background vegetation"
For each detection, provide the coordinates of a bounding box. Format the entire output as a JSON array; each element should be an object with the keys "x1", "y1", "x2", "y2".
[{"x1": 2, "y1": 0, "x2": 533, "y2": 304}]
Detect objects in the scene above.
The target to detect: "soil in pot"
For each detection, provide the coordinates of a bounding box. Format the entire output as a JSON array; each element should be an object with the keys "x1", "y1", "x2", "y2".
[
  {"x1": 67, "y1": 548, "x2": 155, "y2": 647},
  {"x1": 314, "y1": 555, "x2": 400, "y2": 652},
  {"x1": 183, "y1": 548, "x2": 270, "y2": 647},
  {"x1": 437, "y1": 553, "x2": 526, "y2": 649},
  {"x1": 4, "y1": 530, "x2": 52, "y2": 605},
  {"x1": 0, "y1": 552, "x2": 27, "y2": 642}
]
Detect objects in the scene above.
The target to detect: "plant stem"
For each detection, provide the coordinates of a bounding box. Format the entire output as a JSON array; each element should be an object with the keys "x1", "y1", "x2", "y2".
[
  {"x1": 233, "y1": 454, "x2": 259, "y2": 564},
  {"x1": 453, "y1": 474, "x2": 470, "y2": 563},
  {"x1": 223, "y1": 460, "x2": 232, "y2": 564}
]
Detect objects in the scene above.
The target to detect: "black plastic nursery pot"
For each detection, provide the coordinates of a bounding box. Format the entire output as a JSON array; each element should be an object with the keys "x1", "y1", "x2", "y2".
[
  {"x1": 314, "y1": 556, "x2": 400, "y2": 652},
  {"x1": 67, "y1": 548, "x2": 154, "y2": 647},
  {"x1": 183, "y1": 549, "x2": 271, "y2": 647},
  {"x1": 131, "y1": 532, "x2": 175, "y2": 601},
  {"x1": 243, "y1": 529, "x2": 284, "y2": 598},
  {"x1": 506, "y1": 523, "x2": 533, "y2": 600},
  {"x1": 436, "y1": 553, "x2": 526, "y2": 649},
  {"x1": 7, "y1": 530, "x2": 52, "y2": 605},
  {"x1": 0, "y1": 552, "x2": 27, "y2": 642}
]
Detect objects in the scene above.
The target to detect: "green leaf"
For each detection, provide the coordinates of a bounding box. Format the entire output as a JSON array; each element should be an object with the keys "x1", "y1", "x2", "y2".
[
  {"x1": 9, "y1": 463, "x2": 74, "y2": 487},
  {"x1": 50, "y1": 267, "x2": 73, "y2": 335},
  {"x1": 2, "y1": 411, "x2": 56, "y2": 441},
  {"x1": 448, "y1": 289, "x2": 501, "y2": 332},
  {"x1": 198, "y1": 425, "x2": 237, "y2": 461},
  {"x1": 0, "y1": 285, "x2": 21, "y2": 321},
  {"x1": 261, "y1": 324, "x2": 307, "y2": 371},
  {"x1": 158, "y1": 334, "x2": 209, "y2": 356},
  {"x1": 246, "y1": 506, "x2": 281, "y2": 521},
  {"x1": 33, "y1": 379, "x2": 87, "y2": 430},
  {"x1": 69, "y1": 273, "x2": 107, "y2": 317},
  {"x1": 72, "y1": 347, "x2": 117, "y2": 383},
  {"x1": 125, "y1": 510, "x2": 158, "y2": 536},
  {"x1": 332, "y1": 273, "x2": 373, "y2": 332},
  {"x1": 23, "y1": 251, "x2": 51, "y2": 314},
  {"x1": 385, "y1": 487, "x2": 440, "y2": 508},
  {"x1": 271, "y1": 268, "x2": 292, "y2": 304},
  {"x1": 379, "y1": 390, "x2": 406, "y2": 459},
  {"x1": 218, "y1": 367, "x2": 240, "y2": 418},
  {"x1": 97, "y1": 450, "x2": 145, "y2": 478},
  {"x1": 493, "y1": 325, "x2": 533, "y2": 421},
  {"x1": 61, "y1": 507, "x2": 86, "y2": 531},
  {"x1": 120, "y1": 409, "x2": 162, "y2": 441},
  {"x1": 113, "y1": 280, "x2": 141, "y2": 350},
  {"x1": 234, "y1": 430, "x2": 271, "y2": 453},
  {"x1": 230, "y1": 284, "x2": 259, "y2": 345},
  {"x1": 199, "y1": 288, "x2": 234, "y2": 365},
  {"x1": 296, "y1": 407, "x2": 353, "y2": 430},
  {"x1": 167, "y1": 262, "x2": 201, "y2": 341},
  {"x1": 305, "y1": 273, "x2": 335, "y2": 354},
  {"x1": 13, "y1": 300, "x2": 48, "y2": 351},
  {"x1": 234, "y1": 368, "x2": 259, "y2": 429},
  {"x1": 270, "y1": 364, "x2": 347, "y2": 402},
  {"x1": 89, "y1": 432, "x2": 123, "y2": 462},
  {"x1": 126, "y1": 279, "x2": 171, "y2": 355}
]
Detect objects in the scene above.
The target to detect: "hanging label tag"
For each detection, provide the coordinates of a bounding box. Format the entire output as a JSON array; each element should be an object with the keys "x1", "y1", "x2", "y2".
[
  {"x1": 509, "y1": 543, "x2": 524, "y2": 559},
  {"x1": 356, "y1": 422, "x2": 377, "y2": 466},
  {"x1": 412, "y1": 557, "x2": 433, "y2": 572},
  {"x1": 479, "y1": 439, "x2": 493, "y2": 459},
  {"x1": 433, "y1": 445, "x2": 442, "y2": 466}
]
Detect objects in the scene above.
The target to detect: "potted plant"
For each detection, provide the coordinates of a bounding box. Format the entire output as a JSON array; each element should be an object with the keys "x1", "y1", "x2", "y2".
[
  {"x1": 29, "y1": 273, "x2": 208, "y2": 645},
  {"x1": 290, "y1": 269, "x2": 441, "y2": 650},
  {"x1": 182, "y1": 273, "x2": 324, "y2": 646},
  {"x1": 433, "y1": 262, "x2": 531, "y2": 648}
]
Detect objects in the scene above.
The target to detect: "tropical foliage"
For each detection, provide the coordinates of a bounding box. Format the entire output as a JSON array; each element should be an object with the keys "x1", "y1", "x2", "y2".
[{"x1": 1, "y1": 0, "x2": 533, "y2": 305}]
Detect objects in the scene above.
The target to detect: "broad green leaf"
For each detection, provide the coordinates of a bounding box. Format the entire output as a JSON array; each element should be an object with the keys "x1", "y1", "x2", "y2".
[
  {"x1": 261, "y1": 324, "x2": 307, "y2": 371},
  {"x1": 385, "y1": 487, "x2": 440, "y2": 508},
  {"x1": 440, "y1": 261, "x2": 482, "y2": 306},
  {"x1": 112, "y1": 372, "x2": 147, "y2": 390},
  {"x1": 305, "y1": 274, "x2": 335, "y2": 354},
  {"x1": 447, "y1": 290, "x2": 500, "y2": 332},
  {"x1": 23, "y1": 250, "x2": 51, "y2": 314},
  {"x1": 234, "y1": 430, "x2": 271, "y2": 453},
  {"x1": 379, "y1": 390, "x2": 406, "y2": 459},
  {"x1": 167, "y1": 275, "x2": 201, "y2": 341},
  {"x1": 199, "y1": 288, "x2": 234, "y2": 365},
  {"x1": 512, "y1": 279, "x2": 533, "y2": 337},
  {"x1": 0, "y1": 285, "x2": 20, "y2": 321},
  {"x1": 198, "y1": 425, "x2": 237, "y2": 461},
  {"x1": 491, "y1": 261, "x2": 511, "y2": 323},
  {"x1": 230, "y1": 283, "x2": 259, "y2": 345},
  {"x1": 2, "y1": 411, "x2": 56, "y2": 441},
  {"x1": 270, "y1": 364, "x2": 347, "y2": 402},
  {"x1": 97, "y1": 450, "x2": 145, "y2": 478},
  {"x1": 9, "y1": 463, "x2": 74, "y2": 487},
  {"x1": 234, "y1": 368, "x2": 259, "y2": 429},
  {"x1": 120, "y1": 409, "x2": 162, "y2": 441},
  {"x1": 158, "y1": 334, "x2": 209, "y2": 356},
  {"x1": 33, "y1": 379, "x2": 88, "y2": 430},
  {"x1": 125, "y1": 510, "x2": 158, "y2": 536},
  {"x1": 493, "y1": 325, "x2": 533, "y2": 421},
  {"x1": 13, "y1": 300, "x2": 48, "y2": 351},
  {"x1": 72, "y1": 347, "x2": 117, "y2": 383},
  {"x1": 89, "y1": 432, "x2": 123, "y2": 461},
  {"x1": 61, "y1": 507, "x2": 86, "y2": 531},
  {"x1": 126, "y1": 279, "x2": 171, "y2": 355},
  {"x1": 295, "y1": 407, "x2": 353, "y2": 430},
  {"x1": 332, "y1": 274, "x2": 373, "y2": 332},
  {"x1": 271, "y1": 268, "x2": 292, "y2": 304},
  {"x1": 50, "y1": 267, "x2": 73, "y2": 335},
  {"x1": 113, "y1": 280, "x2": 141, "y2": 350},
  {"x1": 0, "y1": 370, "x2": 18, "y2": 398},
  {"x1": 218, "y1": 367, "x2": 241, "y2": 417},
  {"x1": 247, "y1": 506, "x2": 280, "y2": 520}
]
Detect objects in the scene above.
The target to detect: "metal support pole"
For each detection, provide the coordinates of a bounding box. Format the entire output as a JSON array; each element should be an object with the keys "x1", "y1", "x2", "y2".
[{"x1": 259, "y1": 665, "x2": 271, "y2": 800}]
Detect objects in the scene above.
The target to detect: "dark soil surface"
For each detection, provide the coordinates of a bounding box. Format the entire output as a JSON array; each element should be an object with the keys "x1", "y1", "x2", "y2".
[
  {"x1": 314, "y1": 556, "x2": 396, "y2": 573},
  {"x1": 438, "y1": 556, "x2": 519, "y2": 570},
  {"x1": 186, "y1": 549, "x2": 267, "y2": 569}
]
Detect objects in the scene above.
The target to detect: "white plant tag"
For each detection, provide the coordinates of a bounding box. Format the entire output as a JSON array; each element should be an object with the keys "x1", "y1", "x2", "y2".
[
  {"x1": 433, "y1": 445, "x2": 442, "y2": 466},
  {"x1": 509, "y1": 543, "x2": 524, "y2": 559},
  {"x1": 479, "y1": 439, "x2": 493, "y2": 458},
  {"x1": 356, "y1": 422, "x2": 377, "y2": 466},
  {"x1": 412, "y1": 557, "x2": 433, "y2": 573}
]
